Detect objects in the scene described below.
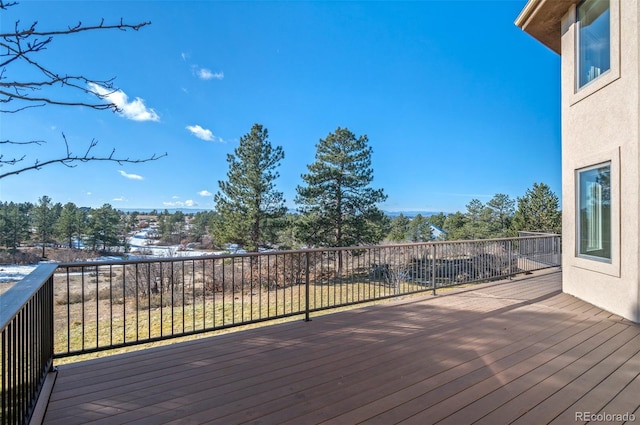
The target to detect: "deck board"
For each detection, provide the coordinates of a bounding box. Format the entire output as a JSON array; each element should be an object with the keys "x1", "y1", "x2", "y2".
[{"x1": 43, "y1": 269, "x2": 640, "y2": 425}]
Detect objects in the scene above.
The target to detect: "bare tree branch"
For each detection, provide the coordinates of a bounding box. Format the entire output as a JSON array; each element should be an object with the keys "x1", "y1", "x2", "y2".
[
  {"x1": 0, "y1": 139, "x2": 45, "y2": 145},
  {"x1": 0, "y1": 1, "x2": 18, "y2": 11},
  {"x1": 0, "y1": 140, "x2": 45, "y2": 166},
  {"x1": 4, "y1": 19, "x2": 151, "y2": 38},
  {"x1": 0, "y1": 134, "x2": 167, "y2": 179},
  {"x1": 0, "y1": 2, "x2": 165, "y2": 179},
  {"x1": 0, "y1": 2, "x2": 150, "y2": 112},
  {"x1": 0, "y1": 103, "x2": 46, "y2": 113},
  {"x1": 0, "y1": 154, "x2": 25, "y2": 166}
]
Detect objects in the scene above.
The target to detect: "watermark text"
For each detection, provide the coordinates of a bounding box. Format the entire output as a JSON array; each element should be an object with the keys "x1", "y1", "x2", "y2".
[{"x1": 575, "y1": 412, "x2": 636, "y2": 422}]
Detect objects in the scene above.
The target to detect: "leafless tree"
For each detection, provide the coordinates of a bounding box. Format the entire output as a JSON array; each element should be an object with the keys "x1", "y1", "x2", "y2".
[{"x1": 0, "y1": 0, "x2": 166, "y2": 179}]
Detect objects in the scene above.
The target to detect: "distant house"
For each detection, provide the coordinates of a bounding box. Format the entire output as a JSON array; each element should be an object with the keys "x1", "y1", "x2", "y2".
[
  {"x1": 431, "y1": 225, "x2": 446, "y2": 241},
  {"x1": 516, "y1": 0, "x2": 639, "y2": 323}
]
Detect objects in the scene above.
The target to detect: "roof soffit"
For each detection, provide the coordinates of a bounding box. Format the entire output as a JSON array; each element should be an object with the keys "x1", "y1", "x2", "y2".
[{"x1": 515, "y1": 0, "x2": 577, "y2": 54}]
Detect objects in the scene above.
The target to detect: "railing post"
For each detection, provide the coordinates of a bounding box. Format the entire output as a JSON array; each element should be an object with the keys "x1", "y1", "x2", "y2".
[
  {"x1": 508, "y1": 239, "x2": 513, "y2": 280},
  {"x1": 431, "y1": 244, "x2": 437, "y2": 296},
  {"x1": 304, "y1": 251, "x2": 311, "y2": 322}
]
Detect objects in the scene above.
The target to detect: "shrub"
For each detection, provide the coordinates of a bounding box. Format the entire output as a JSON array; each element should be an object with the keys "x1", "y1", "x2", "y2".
[{"x1": 0, "y1": 250, "x2": 40, "y2": 265}]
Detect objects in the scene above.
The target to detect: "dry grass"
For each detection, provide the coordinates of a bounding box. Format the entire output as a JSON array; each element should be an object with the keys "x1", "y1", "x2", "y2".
[
  {"x1": 52, "y1": 276, "x2": 439, "y2": 365},
  {"x1": 51, "y1": 254, "x2": 500, "y2": 366}
]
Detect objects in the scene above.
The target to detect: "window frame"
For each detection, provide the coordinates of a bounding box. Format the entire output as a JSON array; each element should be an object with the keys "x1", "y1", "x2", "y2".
[
  {"x1": 575, "y1": 0, "x2": 611, "y2": 90},
  {"x1": 576, "y1": 162, "x2": 611, "y2": 262},
  {"x1": 567, "y1": 0, "x2": 620, "y2": 105},
  {"x1": 570, "y1": 148, "x2": 620, "y2": 277}
]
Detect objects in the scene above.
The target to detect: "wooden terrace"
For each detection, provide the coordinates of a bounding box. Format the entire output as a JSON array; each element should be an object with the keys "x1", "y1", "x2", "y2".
[{"x1": 41, "y1": 269, "x2": 640, "y2": 424}]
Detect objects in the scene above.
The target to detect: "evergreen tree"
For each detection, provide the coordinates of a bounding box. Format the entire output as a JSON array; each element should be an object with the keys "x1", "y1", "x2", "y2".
[
  {"x1": 0, "y1": 202, "x2": 30, "y2": 252},
  {"x1": 511, "y1": 183, "x2": 561, "y2": 234},
  {"x1": 0, "y1": 204, "x2": 6, "y2": 249},
  {"x1": 56, "y1": 202, "x2": 80, "y2": 248},
  {"x1": 75, "y1": 208, "x2": 88, "y2": 248},
  {"x1": 214, "y1": 123, "x2": 286, "y2": 252},
  {"x1": 127, "y1": 211, "x2": 140, "y2": 231},
  {"x1": 462, "y1": 199, "x2": 492, "y2": 239},
  {"x1": 157, "y1": 210, "x2": 171, "y2": 242},
  {"x1": 467, "y1": 199, "x2": 485, "y2": 236},
  {"x1": 427, "y1": 212, "x2": 447, "y2": 230},
  {"x1": 119, "y1": 213, "x2": 138, "y2": 253},
  {"x1": 33, "y1": 196, "x2": 58, "y2": 257},
  {"x1": 189, "y1": 211, "x2": 216, "y2": 243},
  {"x1": 86, "y1": 204, "x2": 121, "y2": 251},
  {"x1": 407, "y1": 214, "x2": 433, "y2": 242},
  {"x1": 486, "y1": 193, "x2": 515, "y2": 237},
  {"x1": 387, "y1": 214, "x2": 411, "y2": 242},
  {"x1": 170, "y1": 211, "x2": 186, "y2": 244},
  {"x1": 443, "y1": 212, "x2": 468, "y2": 240},
  {"x1": 276, "y1": 213, "x2": 301, "y2": 250},
  {"x1": 295, "y1": 127, "x2": 388, "y2": 247}
]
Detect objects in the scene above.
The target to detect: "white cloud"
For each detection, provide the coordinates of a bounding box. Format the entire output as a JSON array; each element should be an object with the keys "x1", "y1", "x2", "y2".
[
  {"x1": 118, "y1": 170, "x2": 144, "y2": 180},
  {"x1": 113, "y1": 197, "x2": 125, "y2": 202},
  {"x1": 88, "y1": 83, "x2": 160, "y2": 122},
  {"x1": 86, "y1": 192, "x2": 92, "y2": 196},
  {"x1": 181, "y1": 52, "x2": 189, "y2": 61},
  {"x1": 194, "y1": 67, "x2": 224, "y2": 81},
  {"x1": 185, "y1": 200, "x2": 197, "y2": 207},
  {"x1": 198, "y1": 190, "x2": 212, "y2": 197},
  {"x1": 186, "y1": 125, "x2": 215, "y2": 141}
]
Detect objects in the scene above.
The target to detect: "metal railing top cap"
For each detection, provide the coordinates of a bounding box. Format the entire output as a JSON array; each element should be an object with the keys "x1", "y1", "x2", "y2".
[{"x1": 0, "y1": 263, "x2": 57, "y2": 330}]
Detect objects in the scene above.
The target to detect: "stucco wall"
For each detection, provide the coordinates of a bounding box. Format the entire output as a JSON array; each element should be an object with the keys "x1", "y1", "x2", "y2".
[{"x1": 561, "y1": 1, "x2": 640, "y2": 322}]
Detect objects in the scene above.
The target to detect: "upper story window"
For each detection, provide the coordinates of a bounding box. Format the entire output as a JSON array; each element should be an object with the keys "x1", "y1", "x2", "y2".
[{"x1": 577, "y1": 0, "x2": 611, "y2": 88}]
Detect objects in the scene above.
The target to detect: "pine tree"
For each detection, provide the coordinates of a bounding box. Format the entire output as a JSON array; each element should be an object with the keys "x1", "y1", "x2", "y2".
[
  {"x1": 463, "y1": 199, "x2": 489, "y2": 239},
  {"x1": 0, "y1": 202, "x2": 30, "y2": 253},
  {"x1": 486, "y1": 193, "x2": 515, "y2": 237},
  {"x1": 33, "y1": 196, "x2": 58, "y2": 257},
  {"x1": 56, "y1": 202, "x2": 80, "y2": 248},
  {"x1": 511, "y1": 183, "x2": 561, "y2": 234},
  {"x1": 74, "y1": 208, "x2": 88, "y2": 248},
  {"x1": 189, "y1": 211, "x2": 217, "y2": 243},
  {"x1": 443, "y1": 212, "x2": 468, "y2": 240},
  {"x1": 214, "y1": 124, "x2": 286, "y2": 252},
  {"x1": 86, "y1": 204, "x2": 121, "y2": 251},
  {"x1": 295, "y1": 127, "x2": 388, "y2": 247},
  {"x1": 387, "y1": 214, "x2": 411, "y2": 242},
  {"x1": 427, "y1": 212, "x2": 447, "y2": 230},
  {"x1": 407, "y1": 214, "x2": 433, "y2": 242}
]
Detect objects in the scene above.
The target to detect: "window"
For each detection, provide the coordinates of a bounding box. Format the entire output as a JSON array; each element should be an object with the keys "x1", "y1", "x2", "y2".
[
  {"x1": 577, "y1": 0, "x2": 610, "y2": 88},
  {"x1": 577, "y1": 163, "x2": 611, "y2": 261}
]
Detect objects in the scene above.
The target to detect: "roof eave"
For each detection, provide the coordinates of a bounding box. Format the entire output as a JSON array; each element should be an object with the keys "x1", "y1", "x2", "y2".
[{"x1": 515, "y1": 0, "x2": 577, "y2": 55}]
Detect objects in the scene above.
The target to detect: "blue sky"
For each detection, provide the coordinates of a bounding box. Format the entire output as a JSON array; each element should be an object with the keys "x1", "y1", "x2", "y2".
[{"x1": 1, "y1": 0, "x2": 560, "y2": 213}]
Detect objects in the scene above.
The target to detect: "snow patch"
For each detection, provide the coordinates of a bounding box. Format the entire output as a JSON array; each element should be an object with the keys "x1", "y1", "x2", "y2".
[{"x1": 0, "y1": 265, "x2": 37, "y2": 283}]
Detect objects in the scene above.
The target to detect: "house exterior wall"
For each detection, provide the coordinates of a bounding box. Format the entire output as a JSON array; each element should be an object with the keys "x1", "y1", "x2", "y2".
[{"x1": 560, "y1": 0, "x2": 640, "y2": 322}]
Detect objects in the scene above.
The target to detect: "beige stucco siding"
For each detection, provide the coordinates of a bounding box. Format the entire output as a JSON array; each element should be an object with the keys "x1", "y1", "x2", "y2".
[{"x1": 561, "y1": 1, "x2": 640, "y2": 322}]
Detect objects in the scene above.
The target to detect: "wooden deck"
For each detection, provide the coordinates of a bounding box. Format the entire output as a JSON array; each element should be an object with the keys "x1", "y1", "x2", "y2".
[{"x1": 43, "y1": 269, "x2": 640, "y2": 424}]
